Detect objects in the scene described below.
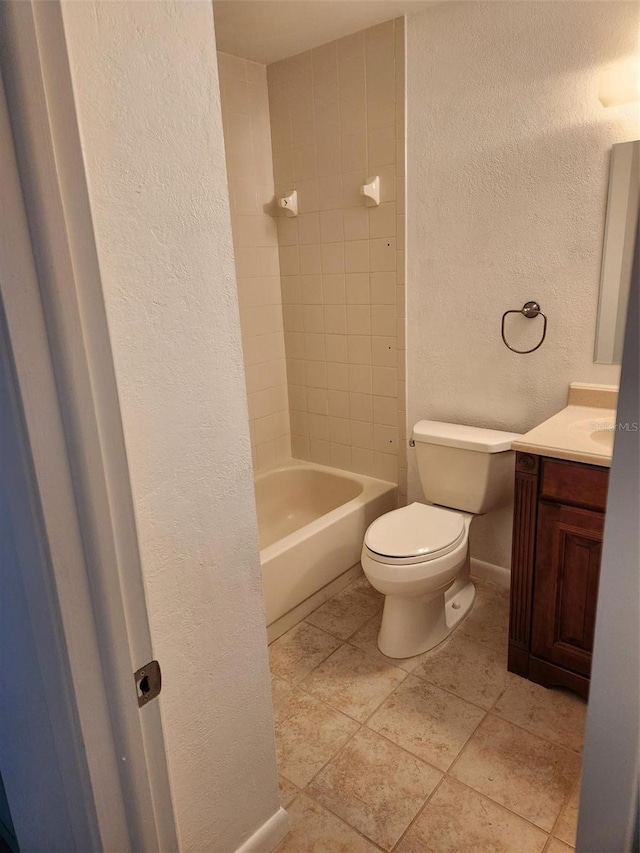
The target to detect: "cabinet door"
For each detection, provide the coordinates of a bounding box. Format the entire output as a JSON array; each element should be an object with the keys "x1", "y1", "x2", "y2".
[{"x1": 531, "y1": 501, "x2": 603, "y2": 676}]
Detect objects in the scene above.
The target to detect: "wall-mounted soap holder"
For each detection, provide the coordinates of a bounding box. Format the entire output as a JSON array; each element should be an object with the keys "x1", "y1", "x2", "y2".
[
  {"x1": 361, "y1": 176, "x2": 380, "y2": 207},
  {"x1": 278, "y1": 189, "x2": 298, "y2": 217}
]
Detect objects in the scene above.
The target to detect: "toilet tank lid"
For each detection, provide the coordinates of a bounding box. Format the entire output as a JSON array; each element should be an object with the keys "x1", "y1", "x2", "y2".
[{"x1": 412, "y1": 420, "x2": 521, "y2": 453}]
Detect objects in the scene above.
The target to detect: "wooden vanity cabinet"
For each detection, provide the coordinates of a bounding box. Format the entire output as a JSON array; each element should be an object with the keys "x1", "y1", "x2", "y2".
[{"x1": 508, "y1": 452, "x2": 609, "y2": 698}]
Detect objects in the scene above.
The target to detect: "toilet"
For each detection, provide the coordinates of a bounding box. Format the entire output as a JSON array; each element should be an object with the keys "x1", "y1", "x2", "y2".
[{"x1": 361, "y1": 420, "x2": 520, "y2": 658}]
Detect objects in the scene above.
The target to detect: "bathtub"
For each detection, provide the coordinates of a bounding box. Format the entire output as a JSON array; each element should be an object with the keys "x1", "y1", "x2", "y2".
[{"x1": 254, "y1": 461, "x2": 397, "y2": 641}]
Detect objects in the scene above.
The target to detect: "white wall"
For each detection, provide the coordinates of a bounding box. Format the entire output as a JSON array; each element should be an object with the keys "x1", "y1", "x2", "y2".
[
  {"x1": 60, "y1": 2, "x2": 281, "y2": 850},
  {"x1": 406, "y1": 1, "x2": 639, "y2": 568}
]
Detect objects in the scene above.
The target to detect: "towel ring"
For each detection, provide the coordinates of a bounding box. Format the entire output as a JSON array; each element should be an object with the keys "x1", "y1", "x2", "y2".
[{"x1": 501, "y1": 301, "x2": 547, "y2": 354}]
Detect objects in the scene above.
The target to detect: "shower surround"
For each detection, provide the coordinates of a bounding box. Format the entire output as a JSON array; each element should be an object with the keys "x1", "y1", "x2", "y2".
[
  {"x1": 269, "y1": 18, "x2": 407, "y2": 498},
  {"x1": 218, "y1": 18, "x2": 407, "y2": 499},
  {"x1": 217, "y1": 52, "x2": 291, "y2": 472}
]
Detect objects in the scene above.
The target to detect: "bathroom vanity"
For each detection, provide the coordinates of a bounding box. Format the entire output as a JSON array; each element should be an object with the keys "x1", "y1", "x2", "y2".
[{"x1": 508, "y1": 384, "x2": 617, "y2": 698}]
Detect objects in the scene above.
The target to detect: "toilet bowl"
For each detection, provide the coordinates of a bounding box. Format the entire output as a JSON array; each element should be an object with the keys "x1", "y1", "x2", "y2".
[
  {"x1": 362, "y1": 420, "x2": 520, "y2": 659},
  {"x1": 361, "y1": 502, "x2": 474, "y2": 657}
]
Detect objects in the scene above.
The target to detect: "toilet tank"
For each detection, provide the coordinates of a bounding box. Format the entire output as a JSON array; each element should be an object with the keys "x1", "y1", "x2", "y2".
[{"x1": 412, "y1": 421, "x2": 522, "y2": 514}]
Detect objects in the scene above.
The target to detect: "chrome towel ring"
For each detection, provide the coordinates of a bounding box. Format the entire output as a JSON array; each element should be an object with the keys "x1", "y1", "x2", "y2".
[{"x1": 501, "y1": 301, "x2": 547, "y2": 354}]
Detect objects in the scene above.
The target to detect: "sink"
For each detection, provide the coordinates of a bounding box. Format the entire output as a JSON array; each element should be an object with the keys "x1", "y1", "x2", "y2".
[
  {"x1": 590, "y1": 429, "x2": 615, "y2": 449},
  {"x1": 511, "y1": 391, "x2": 618, "y2": 467},
  {"x1": 568, "y1": 417, "x2": 615, "y2": 450}
]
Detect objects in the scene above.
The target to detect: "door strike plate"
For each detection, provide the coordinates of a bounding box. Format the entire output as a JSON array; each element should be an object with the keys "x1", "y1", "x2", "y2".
[{"x1": 134, "y1": 660, "x2": 161, "y2": 708}]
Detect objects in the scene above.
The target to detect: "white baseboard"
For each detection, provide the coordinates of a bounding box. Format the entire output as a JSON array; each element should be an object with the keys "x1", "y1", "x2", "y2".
[
  {"x1": 471, "y1": 558, "x2": 510, "y2": 589},
  {"x1": 235, "y1": 807, "x2": 290, "y2": 853}
]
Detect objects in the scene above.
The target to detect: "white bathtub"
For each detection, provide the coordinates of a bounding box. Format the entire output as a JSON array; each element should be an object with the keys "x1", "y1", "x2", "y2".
[{"x1": 254, "y1": 461, "x2": 397, "y2": 641}]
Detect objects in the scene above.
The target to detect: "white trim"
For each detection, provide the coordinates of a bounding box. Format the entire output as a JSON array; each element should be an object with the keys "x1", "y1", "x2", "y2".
[
  {"x1": 235, "y1": 808, "x2": 290, "y2": 853},
  {"x1": 471, "y1": 557, "x2": 510, "y2": 589}
]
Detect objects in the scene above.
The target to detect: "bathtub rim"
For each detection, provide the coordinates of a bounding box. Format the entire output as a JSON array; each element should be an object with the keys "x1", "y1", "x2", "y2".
[{"x1": 256, "y1": 459, "x2": 397, "y2": 563}]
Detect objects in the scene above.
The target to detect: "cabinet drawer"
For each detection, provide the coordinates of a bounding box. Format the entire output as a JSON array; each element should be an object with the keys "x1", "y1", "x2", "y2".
[{"x1": 540, "y1": 458, "x2": 609, "y2": 511}]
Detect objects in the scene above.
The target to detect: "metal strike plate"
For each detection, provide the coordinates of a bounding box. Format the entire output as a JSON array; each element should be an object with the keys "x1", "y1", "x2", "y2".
[{"x1": 134, "y1": 660, "x2": 161, "y2": 708}]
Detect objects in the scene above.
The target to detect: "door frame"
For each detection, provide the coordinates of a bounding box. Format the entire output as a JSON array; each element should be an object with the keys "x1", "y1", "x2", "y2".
[{"x1": 0, "y1": 2, "x2": 177, "y2": 849}]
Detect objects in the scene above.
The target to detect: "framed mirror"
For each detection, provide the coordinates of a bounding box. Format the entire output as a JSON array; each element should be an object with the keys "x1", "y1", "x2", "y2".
[{"x1": 594, "y1": 139, "x2": 639, "y2": 364}]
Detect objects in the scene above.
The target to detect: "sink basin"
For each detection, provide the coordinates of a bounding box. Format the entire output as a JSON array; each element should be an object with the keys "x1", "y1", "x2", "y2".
[
  {"x1": 590, "y1": 429, "x2": 615, "y2": 449},
  {"x1": 568, "y1": 417, "x2": 615, "y2": 450},
  {"x1": 511, "y1": 394, "x2": 618, "y2": 468}
]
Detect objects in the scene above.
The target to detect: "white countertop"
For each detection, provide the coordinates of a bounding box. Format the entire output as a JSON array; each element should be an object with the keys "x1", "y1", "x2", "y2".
[{"x1": 511, "y1": 384, "x2": 619, "y2": 468}]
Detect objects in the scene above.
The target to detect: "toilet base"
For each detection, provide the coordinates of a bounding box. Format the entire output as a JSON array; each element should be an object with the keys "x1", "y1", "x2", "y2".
[{"x1": 377, "y1": 580, "x2": 476, "y2": 659}]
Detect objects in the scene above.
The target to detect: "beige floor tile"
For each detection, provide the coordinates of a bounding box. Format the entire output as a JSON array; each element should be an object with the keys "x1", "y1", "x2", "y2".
[
  {"x1": 305, "y1": 584, "x2": 382, "y2": 640},
  {"x1": 395, "y1": 777, "x2": 548, "y2": 853},
  {"x1": 276, "y1": 793, "x2": 379, "y2": 852},
  {"x1": 278, "y1": 776, "x2": 299, "y2": 808},
  {"x1": 274, "y1": 688, "x2": 359, "y2": 787},
  {"x1": 493, "y1": 678, "x2": 587, "y2": 753},
  {"x1": 308, "y1": 728, "x2": 442, "y2": 851},
  {"x1": 553, "y1": 777, "x2": 580, "y2": 846},
  {"x1": 545, "y1": 839, "x2": 574, "y2": 853},
  {"x1": 349, "y1": 613, "x2": 432, "y2": 673},
  {"x1": 271, "y1": 674, "x2": 293, "y2": 709},
  {"x1": 269, "y1": 621, "x2": 342, "y2": 684},
  {"x1": 450, "y1": 715, "x2": 581, "y2": 832},
  {"x1": 348, "y1": 574, "x2": 384, "y2": 603},
  {"x1": 367, "y1": 675, "x2": 485, "y2": 771},
  {"x1": 457, "y1": 580, "x2": 510, "y2": 653},
  {"x1": 412, "y1": 632, "x2": 513, "y2": 709},
  {"x1": 303, "y1": 643, "x2": 406, "y2": 722}
]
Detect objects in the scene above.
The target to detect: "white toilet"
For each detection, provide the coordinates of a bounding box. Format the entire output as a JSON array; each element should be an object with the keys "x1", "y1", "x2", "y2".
[{"x1": 361, "y1": 420, "x2": 520, "y2": 658}]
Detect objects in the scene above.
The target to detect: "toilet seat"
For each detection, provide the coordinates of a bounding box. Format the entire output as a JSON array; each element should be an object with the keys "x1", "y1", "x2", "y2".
[{"x1": 364, "y1": 502, "x2": 466, "y2": 565}]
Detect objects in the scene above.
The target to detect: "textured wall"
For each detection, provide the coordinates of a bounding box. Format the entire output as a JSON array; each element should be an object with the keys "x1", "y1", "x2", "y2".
[
  {"x1": 268, "y1": 19, "x2": 408, "y2": 495},
  {"x1": 217, "y1": 52, "x2": 291, "y2": 473},
  {"x1": 407, "y1": 1, "x2": 638, "y2": 568},
  {"x1": 60, "y1": 2, "x2": 281, "y2": 850}
]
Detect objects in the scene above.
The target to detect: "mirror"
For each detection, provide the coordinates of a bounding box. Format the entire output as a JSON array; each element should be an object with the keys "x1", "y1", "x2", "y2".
[{"x1": 594, "y1": 140, "x2": 639, "y2": 364}]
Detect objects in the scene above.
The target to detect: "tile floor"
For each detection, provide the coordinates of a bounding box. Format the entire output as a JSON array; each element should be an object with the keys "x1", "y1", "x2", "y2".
[{"x1": 271, "y1": 575, "x2": 586, "y2": 852}]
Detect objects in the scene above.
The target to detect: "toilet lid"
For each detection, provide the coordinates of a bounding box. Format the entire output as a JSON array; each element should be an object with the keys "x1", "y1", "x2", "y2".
[{"x1": 365, "y1": 502, "x2": 466, "y2": 560}]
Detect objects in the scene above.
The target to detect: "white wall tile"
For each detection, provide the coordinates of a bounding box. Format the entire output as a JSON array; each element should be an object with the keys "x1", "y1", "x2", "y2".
[{"x1": 266, "y1": 18, "x2": 405, "y2": 485}]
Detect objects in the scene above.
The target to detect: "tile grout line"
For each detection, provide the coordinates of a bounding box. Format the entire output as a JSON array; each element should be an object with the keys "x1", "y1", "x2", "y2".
[
  {"x1": 357, "y1": 645, "x2": 512, "y2": 713},
  {"x1": 387, "y1": 674, "x2": 563, "y2": 850},
  {"x1": 285, "y1": 644, "x2": 488, "y2": 848},
  {"x1": 546, "y1": 773, "x2": 580, "y2": 849},
  {"x1": 439, "y1": 679, "x2": 581, "y2": 835},
  {"x1": 286, "y1": 671, "x2": 579, "y2": 850},
  {"x1": 483, "y1": 708, "x2": 586, "y2": 757},
  {"x1": 280, "y1": 612, "x2": 454, "y2": 849},
  {"x1": 388, "y1": 772, "x2": 448, "y2": 851},
  {"x1": 292, "y1": 600, "x2": 585, "y2": 760},
  {"x1": 292, "y1": 631, "x2": 583, "y2": 763},
  {"x1": 298, "y1": 722, "x2": 438, "y2": 853},
  {"x1": 273, "y1": 576, "x2": 580, "y2": 849},
  {"x1": 276, "y1": 789, "x2": 387, "y2": 853},
  {"x1": 282, "y1": 679, "x2": 388, "y2": 846}
]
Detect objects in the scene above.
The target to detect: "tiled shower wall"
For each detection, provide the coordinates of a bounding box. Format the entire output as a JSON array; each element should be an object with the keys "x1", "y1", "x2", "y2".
[
  {"x1": 217, "y1": 53, "x2": 291, "y2": 472},
  {"x1": 267, "y1": 19, "x2": 407, "y2": 496}
]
